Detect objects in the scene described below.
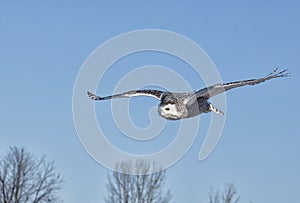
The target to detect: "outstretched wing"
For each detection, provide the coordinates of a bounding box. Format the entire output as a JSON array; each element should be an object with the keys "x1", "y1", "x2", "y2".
[
  {"x1": 192, "y1": 68, "x2": 290, "y2": 99},
  {"x1": 87, "y1": 89, "x2": 163, "y2": 101}
]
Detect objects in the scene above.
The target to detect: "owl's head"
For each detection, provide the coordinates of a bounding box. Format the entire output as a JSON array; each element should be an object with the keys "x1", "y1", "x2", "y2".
[{"x1": 158, "y1": 94, "x2": 181, "y2": 120}]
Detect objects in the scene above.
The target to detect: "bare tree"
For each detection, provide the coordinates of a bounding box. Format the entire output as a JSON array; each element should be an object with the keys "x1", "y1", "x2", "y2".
[
  {"x1": 208, "y1": 183, "x2": 240, "y2": 203},
  {"x1": 105, "y1": 159, "x2": 172, "y2": 203},
  {"x1": 0, "y1": 147, "x2": 63, "y2": 203}
]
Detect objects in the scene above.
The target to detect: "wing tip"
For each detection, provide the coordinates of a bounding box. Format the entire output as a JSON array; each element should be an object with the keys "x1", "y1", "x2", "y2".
[
  {"x1": 87, "y1": 91, "x2": 101, "y2": 100},
  {"x1": 274, "y1": 68, "x2": 291, "y2": 78}
]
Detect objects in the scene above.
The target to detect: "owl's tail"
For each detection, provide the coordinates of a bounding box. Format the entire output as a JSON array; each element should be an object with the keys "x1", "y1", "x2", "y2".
[{"x1": 209, "y1": 103, "x2": 225, "y2": 116}]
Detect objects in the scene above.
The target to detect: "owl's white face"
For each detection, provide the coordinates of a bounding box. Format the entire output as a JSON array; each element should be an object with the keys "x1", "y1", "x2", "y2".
[{"x1": 158, "y1": 103, "x2": 181, "y2": 120}]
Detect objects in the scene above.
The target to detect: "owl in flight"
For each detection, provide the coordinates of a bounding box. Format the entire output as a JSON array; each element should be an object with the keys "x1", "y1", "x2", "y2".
[{"x1": 87, "y1": 68, "x2": 290, "y2": 120}]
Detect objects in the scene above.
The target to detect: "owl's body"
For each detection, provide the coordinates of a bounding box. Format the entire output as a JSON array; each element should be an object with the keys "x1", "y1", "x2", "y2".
[
  {"x1": 87, "y1": 68, "x2": 290, "y2": 120},
  {"x1": 156, "y1": 92, "x2": 212, "y2": 120}
]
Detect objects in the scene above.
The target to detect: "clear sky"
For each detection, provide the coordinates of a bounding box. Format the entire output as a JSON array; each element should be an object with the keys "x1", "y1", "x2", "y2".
[{"x1": 1, "y1": 1, "x2": 300, "y2": 203}]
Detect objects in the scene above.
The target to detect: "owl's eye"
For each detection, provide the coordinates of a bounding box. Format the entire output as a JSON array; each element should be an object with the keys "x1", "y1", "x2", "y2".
[{"x1": 165, "y1": 107, "x2": 170, "y2": 111}]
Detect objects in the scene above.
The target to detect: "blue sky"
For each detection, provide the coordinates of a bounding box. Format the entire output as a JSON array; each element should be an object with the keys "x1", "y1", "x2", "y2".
[{"x1": 1, "y1": 1, "x2": 300, "y2": 203}]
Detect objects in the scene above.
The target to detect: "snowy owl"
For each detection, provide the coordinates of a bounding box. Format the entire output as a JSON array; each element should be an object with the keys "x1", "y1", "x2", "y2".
[{"x1": 87, "y1": 68, "x2": 290, "y2": 120}]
